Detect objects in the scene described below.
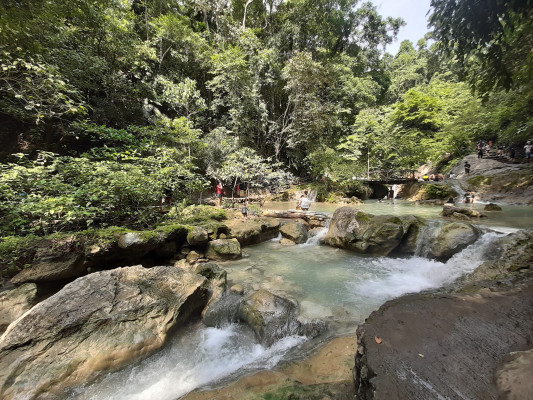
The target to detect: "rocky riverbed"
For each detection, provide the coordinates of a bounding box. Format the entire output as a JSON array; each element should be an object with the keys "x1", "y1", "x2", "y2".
[{"x1": 0, "y1": 197, "x2": 531, "y2": 399}]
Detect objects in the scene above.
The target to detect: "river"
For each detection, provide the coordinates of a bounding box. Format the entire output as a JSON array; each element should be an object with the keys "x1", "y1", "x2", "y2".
[{"x1": 70, "y1": 201, "x2": 533, "y2": 400}]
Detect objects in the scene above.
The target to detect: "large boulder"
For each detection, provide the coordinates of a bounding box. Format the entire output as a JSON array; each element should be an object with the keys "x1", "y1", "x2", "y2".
[
  {"x1": 0, "y1": 283, "x2": 37, "y2": 333},
  {"x1": 205, "y1": 238, "x2": 242, "y2": 260},
  {"x1": 353, "y1": 281, "x2": 533, "y2": 400},
  {"x1": 442, "y1": 204, "x2": 485, "y2": 218},
  {"x1": 426, "y1": 222, "x2": 481, "y2": 261},
  {"x1": 324, "y1": 207, "x2": 422, "y2": 256},
  {"x1": 237, "y1": 289, "x2": 326, "y2": 346},
  {"x1": 224, "y1": 218, "x2": 280, "y2": 246},
  {"x1": 280, "y1": 222, "x2": 309, "y2": 244},
  {"x1": 0, "y1": 266, "x2": 208, "y2": 399},
  {"x1": 458, "y1": 229, "x2": 533, "y2": 286},
  {"x1": 10, "y1": 237, "x2": 86, "y2": 285}
]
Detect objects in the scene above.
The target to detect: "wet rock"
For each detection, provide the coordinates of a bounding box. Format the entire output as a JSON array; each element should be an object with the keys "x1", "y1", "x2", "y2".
[
  {"x1": 205, "y1": 238, "x2": 242, "y2": 260},
  {"x1": 484, "y1": 203, "x2": 503, "y2": 211},
  {"x1": 427, "y1": 222, "x2": 480, "y2": 261},
  {"x1": 0, "y1": 283, "x2": 37, "y2": 333},
  {"x1": 452, "y1": 212, "x2": 471, "y2": 221},
  {"x1": 458, "y1": 229, "x2": 533, "y2": 286},
  {"x1": 195, "y1": 262, "x2": 227, "y2": 319},
  {"x1": 280, "y1": 238, "x2": 296, "y2": 246},
  {"x1": 280, "y1": 222, "x2": 309, "y2": 244},
  {"x1": 442, "y1": 204, "x2": 485, "y2": 218},
  {"x1": 230, "y1": 284, "x2": 244, "y2": 295},
  {"x1": 394, "y1": 215, "x2": 426, "y2": 255},
  {"x1": 0, "y1": 266, "x2": 208, "y2": 399},
  {"x1": 353, "y1": 281, "x2": 533, "y2": 400},
  {"x1": 202, "y1": 292, "x2": 243, "y2": 327},
  {"x1": 496, "y1": 349, "x2": 533, "y2": 400},
  {"x1": 237, "y1": 289, "x2": 326, "y2": 346}
]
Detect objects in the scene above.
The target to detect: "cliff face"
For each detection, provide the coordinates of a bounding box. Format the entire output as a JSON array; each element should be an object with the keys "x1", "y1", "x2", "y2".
[{"x1": 353, "y1": 230, "x2": 533, "y2": 400}]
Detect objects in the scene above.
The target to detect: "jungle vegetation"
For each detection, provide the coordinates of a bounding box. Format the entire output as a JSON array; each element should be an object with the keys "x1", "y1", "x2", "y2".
[{"x1": 0, "y1": 0, "x2": 531, "y2": 235}]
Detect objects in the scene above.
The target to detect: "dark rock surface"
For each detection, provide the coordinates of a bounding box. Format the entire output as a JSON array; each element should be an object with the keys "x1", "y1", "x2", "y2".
[
  {"x1": 353, "y1": 229, "x2": 533, "y2": 400},
  {"x1": 354, "y1": 281, "x2": 533, "y2": 400}
]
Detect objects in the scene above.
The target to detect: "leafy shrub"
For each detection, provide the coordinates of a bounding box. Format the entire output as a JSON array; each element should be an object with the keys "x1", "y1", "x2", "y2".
[
  {"x1": 425, "y1": 184, "x2": 456, "y2": 199},
  {"x1": 173, "y1": 205, "x2": 227, "y2": 224}
]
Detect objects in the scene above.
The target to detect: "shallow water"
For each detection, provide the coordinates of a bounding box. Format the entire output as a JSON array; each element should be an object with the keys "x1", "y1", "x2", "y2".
[
  {"x1": 73, "y1": 201, "x2": 533, "y2": 400},
  {"x1": 263, "y1": 200, "x2": 533, "y2": 231}
]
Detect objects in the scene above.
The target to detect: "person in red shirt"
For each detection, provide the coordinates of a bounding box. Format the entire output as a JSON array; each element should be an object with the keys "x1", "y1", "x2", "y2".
[{"x1": 216, "y1": 182, "x2": 223, "y2": 207}]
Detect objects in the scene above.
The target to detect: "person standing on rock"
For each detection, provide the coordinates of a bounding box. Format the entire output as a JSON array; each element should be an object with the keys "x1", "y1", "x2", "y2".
[
  {"x1": 477, "y1": 146, "x2": 484, "y2": 159},
  {"x1": 216, "y1": 181, "x2": 223, "y2": 207},
  {"x1": 464, "y1": 161, "x2": 471, "y2": 176},
  {"x1": 241, "y1": 202, "x2": 249, "y2": 220},
  {"x1": 525, "y1": 141, "x2": 533, "y2": 163}
]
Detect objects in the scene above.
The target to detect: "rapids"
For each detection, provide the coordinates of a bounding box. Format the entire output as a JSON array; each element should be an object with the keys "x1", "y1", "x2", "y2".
[{"x1": 69, "y1": 201, "x2": 533, "y2": 400}]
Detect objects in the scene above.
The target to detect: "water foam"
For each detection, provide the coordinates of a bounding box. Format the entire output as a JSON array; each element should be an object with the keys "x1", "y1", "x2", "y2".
[
  {"x1": 349, "y1": 232, "x2": 503, "y2": 303},
  {"x1": 73, "y1": 324, "x2": 305, "y2": 400}
]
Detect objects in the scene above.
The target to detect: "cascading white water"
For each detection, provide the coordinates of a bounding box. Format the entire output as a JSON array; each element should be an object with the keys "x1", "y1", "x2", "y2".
[
  {"x1": 69, "y1": 227, "x2": 507, "y2": 400},
  {"x1": 350, "y1": 231, "x2": 503, "y2": 303},
  {"x1": 450, "y1": 180, "x2": 466, "y2": 202},
  {"x1": 307, "y1": 189, "x2": 317, "y2": 202},
  {"x1": 300, "y1": 218, "x2": 331, "y2": 247},
  {"x1": 69, "y1": 324, "x2": 305, "y2": 400}
]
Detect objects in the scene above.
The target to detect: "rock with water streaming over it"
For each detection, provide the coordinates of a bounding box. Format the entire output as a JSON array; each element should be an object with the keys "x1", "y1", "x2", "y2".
[
  {"x1": 203, "y1": 289, "x2": 326, "y2": 346},
  {"x1": 426, "y1": 222, "x2": 481, "y2": 261},
  {"x1": 353, "y1": 229, "x2": 533, "y2": 400},
  {"x1": 237, "y1": 289, "x2": 326, "y2": 346},
  {"x1": 0, "y1": 265, "x2": 209, "y2": 400}
]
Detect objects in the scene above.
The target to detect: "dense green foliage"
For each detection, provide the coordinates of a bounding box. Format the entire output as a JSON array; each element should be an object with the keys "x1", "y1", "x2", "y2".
[{"x1": 0, "y1": 0, "x2": 531, "y2": 235}]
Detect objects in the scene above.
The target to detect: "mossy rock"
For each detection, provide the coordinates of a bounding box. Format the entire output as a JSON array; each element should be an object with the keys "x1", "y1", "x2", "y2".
[{"x1": 205, "y1": 238, "x2": 242, "y2": 260}]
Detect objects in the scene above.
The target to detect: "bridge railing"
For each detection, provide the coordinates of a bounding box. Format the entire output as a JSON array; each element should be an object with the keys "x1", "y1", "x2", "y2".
[{"x1": 355, "y1": 169, "x2": 417, "y2": 182}]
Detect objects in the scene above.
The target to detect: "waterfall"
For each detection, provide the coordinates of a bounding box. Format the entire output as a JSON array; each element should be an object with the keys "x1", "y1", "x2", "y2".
[
  {"x1": 307, "y1": 189, "x2": 317, "y2": 202},
  {"x1": 351, "y1": 231, "x2": 504, "y2": 303},
  {"x1": 301, "y1": 218, "x2": 331, "y2": 247},
  {"x1": 450, "y1": 180, "x2": 466, "y2": 203}
]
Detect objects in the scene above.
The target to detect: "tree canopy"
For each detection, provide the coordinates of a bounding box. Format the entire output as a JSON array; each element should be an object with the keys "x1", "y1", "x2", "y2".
[{"x1": 0, "y1": 0, "x2": 531, "y2": 235}]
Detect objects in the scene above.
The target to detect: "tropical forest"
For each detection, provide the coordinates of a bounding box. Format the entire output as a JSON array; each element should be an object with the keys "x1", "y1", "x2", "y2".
[{"x1": 0, "y1": 0, "x2": 532, "y2": 399}]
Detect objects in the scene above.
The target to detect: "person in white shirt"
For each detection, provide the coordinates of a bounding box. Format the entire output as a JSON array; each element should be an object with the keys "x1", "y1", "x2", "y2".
[
  {"x1": 525, "y1": 141, "x2": 533, "y2": 163},
  {"x1": 299, "y1": 194, "x2": 311, "y2": 211}
]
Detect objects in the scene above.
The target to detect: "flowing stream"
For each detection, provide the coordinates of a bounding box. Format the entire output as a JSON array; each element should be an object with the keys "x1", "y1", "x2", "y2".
[{"x1": 71, "y1": 201, "x2": 533, "y2": 400}]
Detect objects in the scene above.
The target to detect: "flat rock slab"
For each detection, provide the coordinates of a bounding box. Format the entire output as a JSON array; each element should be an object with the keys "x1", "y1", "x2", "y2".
[{"x1": 354, "y1": 281, "x2": 533, "y2": 400}]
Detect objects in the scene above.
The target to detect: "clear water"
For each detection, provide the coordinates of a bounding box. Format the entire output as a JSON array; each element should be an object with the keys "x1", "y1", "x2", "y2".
[
  {"x1": 263, "y1": 200, "x2": 533, "y2": 231},
  {"x1": 71, "y1": 201, "x2": 533, "y2": 400}
]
